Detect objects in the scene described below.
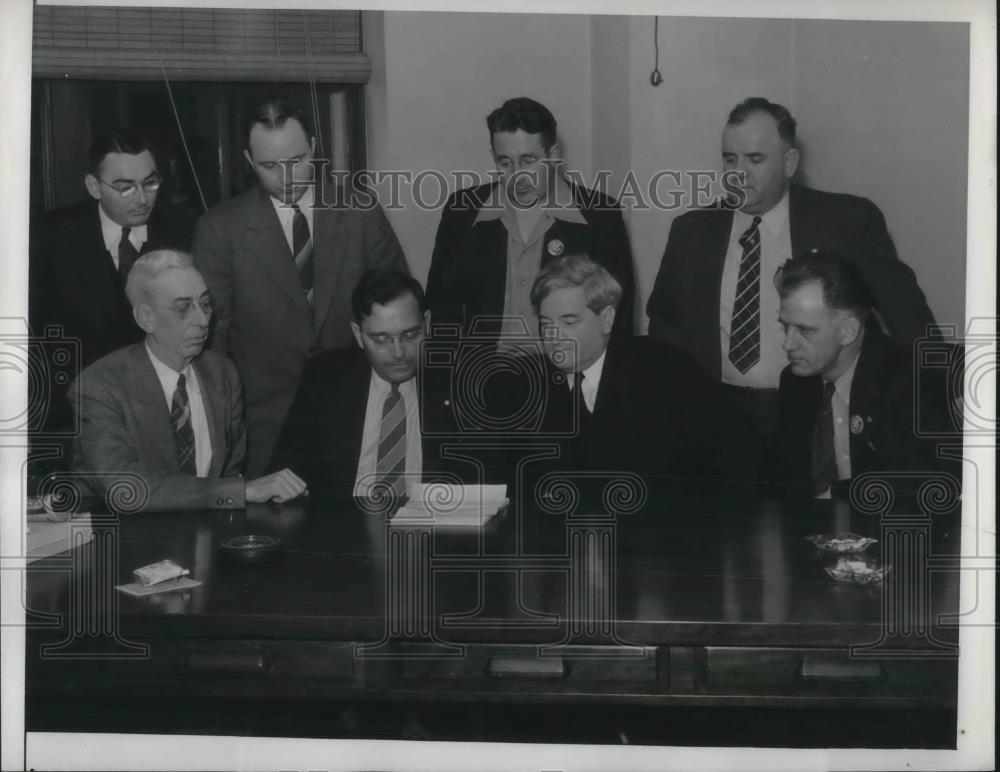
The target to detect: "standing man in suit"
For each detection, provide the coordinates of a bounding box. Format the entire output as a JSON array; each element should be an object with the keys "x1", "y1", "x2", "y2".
[
  {"x1": 646, "y1": 97, "x2": 935, "y2": 475},
  {"x1": 30, "y1": 128, "x2": 194, "y2": 438},
  {"x1": 521, "y1": 255, "x2": 759, "y2": 508},
  {"x1": 426, "y1": 97, "x2": 635, "y2": 344},
  {"x1": 69, "y1": 250, "x2": 306, "y2": 512},
  {"x1": 272, "y1": 270, "x2": 474, "y2": 503},
  {"x1": 193, "y1": 99, "x2": 408, "y2": 476},
  {"x1": 775, "y1": 252, "x2": 953, "y2": 498}
]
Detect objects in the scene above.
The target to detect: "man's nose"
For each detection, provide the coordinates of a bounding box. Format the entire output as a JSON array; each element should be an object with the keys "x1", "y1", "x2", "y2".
[
  {"x1": 781, "y1": 329, "x2": 795, "y2": 351},
  {"x1": 134, "y1": 185, "x2": 149, "y2": 205},
  {"x1": 390, "y1": 339, "x2": 405, "y2": 358}
]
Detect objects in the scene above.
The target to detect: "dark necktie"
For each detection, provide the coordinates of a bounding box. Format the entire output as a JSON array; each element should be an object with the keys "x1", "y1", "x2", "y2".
[
  {"x1": 291, "y1": 204, "x2": 314, "y2": 305},
  {"x1": 118, "y1": 226, "x2": 140, "y2": 280},
  {"x1": 810, "y1": 380, "x2": 838, "y2": 492},
  {"x1": 728, "y1": 216, "x2": 762, "y2": 373},
  {"x1": 572, "y1": 371, "x2": 591, "y2": 433},
  {"x1": 171, "y1": 373, "x2": 197, "y2": 476},
  {"x1": 376, "y1": 384, "x2": 407, "y2": 500}
]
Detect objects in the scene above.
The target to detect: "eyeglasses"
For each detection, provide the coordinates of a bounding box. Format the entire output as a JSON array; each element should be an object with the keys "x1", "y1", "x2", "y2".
[
  {"x1": 362, "y1": 328, "x2": 424, "y2": 347},
  {"x1": 96, "y1": 175, "x2": 162, "y2": 199},
  {"x1": 151, "y1": 299, "x2": 213, "y2": 319}
]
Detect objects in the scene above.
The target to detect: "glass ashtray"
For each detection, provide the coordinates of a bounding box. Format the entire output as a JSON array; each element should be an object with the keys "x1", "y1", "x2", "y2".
[
  {"x1": 807, "y1": 532, "x2": 878, "y2": 554},
  {"x1": 825, "y1": 557, "x2": 891, "y2": 585},
  {"x1": 220, "y1": 534, "x2": 281, "y2": 551}
]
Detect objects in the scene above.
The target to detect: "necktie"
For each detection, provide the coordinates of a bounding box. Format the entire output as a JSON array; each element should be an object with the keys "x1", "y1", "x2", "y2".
[
  {"x1": 810, "y1": 380, "x2": 838, "y2": 492},
  {"x1": 728, "y1": 216, "x2": 762, "y2": 373},
  {"x1": 291, "y1": 204, "x2": 314, "y2": 305},
  {"x1": 375, "y1": 384, "x2": 407, "y2": 500},
  {"x1": 572, "y1": 371, "x2": 591, "y2": 433},
  {"x1": 171, "y1": 373, "x2": 197, "y2": 476},
  {"x1": 118, "y1": 226, "x2": 139, "y2": 280}
]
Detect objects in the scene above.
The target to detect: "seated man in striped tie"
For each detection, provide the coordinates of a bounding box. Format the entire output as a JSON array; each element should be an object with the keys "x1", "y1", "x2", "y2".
[
  {"x1": 69, "y1": 249, "x2": 308, "y2": 511},
  {"x1": 775, "y1": 252, "x2": 956, "y2": 499},
  {"x1": 272, "y1": 269, "x2": 480, "y2": 506}
]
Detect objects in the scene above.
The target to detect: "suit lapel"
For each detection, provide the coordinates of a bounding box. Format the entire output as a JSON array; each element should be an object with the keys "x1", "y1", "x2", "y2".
[
  {"x1": 193, "y1": 356, "x2": 226, "y2": 478},
  {"x1": 701, "y1": 209, "x2": 733, "y2": 374},
  {"x1": 246, "y1": 186, "x2": 313, "y2": 318},
  {"x1": 846, "y1": 333, "x2": 885, "y2": 464},
  {"x1": 788, "y1": 184, "x2": 817, "y2": 258},
  {"x1": 311, "y1": 181, "x2": 348, "y2": 333},
  {"x1": 127, "y1": 345, "x2": 179, "y2": 473}
]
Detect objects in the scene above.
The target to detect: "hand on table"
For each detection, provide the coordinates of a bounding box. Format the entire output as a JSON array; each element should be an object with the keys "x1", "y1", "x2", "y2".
[{"x1": 246, "y1": 469, "x2": 308, "y2": 504}]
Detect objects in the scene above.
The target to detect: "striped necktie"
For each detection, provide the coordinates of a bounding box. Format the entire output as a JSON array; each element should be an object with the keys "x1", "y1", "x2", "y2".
[
  {"x1": 810, "y1": 380, "x2": 838, "y2": 492},
  {"x1": 171, "y1": 373, "x2": 197, "y2": 476},
  {"x1": 118, "y1": 226, "x2": 139, "y2": 280},
  {"x1": 728, "y1": 216, "x2": 762, "y2": 373},
  {"x1": 291, "y1": 203, "x2": 314, "y2": 306},
  {"x1": 375, "y1": 383, "x2": 407, "y2": 500}
]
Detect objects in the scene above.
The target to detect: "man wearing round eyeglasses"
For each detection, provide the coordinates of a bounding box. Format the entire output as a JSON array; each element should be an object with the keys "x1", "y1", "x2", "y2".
[
  {"x1": 68, "y1": 250, "x2": 307, "y2": 511},
  {"x1": 272, "y1": 270, "x2": 482, "y2": 504}
]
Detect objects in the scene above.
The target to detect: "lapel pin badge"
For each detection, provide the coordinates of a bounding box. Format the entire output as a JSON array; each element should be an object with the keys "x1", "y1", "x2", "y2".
[
  {"x1": 850, "y1": 415, "x2": 865, "y2": 434},
  {"x1": 547, "y1": 239, "x2": 565, "y2": 256}
]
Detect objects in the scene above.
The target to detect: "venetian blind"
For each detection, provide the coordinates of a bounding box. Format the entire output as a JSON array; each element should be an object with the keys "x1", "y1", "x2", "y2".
[{"x1": 32, "y1": 6, "x2": 370, "y2": 82}]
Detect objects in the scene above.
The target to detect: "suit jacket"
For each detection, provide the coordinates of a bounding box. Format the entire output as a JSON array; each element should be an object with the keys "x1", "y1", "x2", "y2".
[
  {"x1": 777, "y1": 327, "x2": 956, "y2": 496},
  {"x1": 425, "y1": 181, "x2": 636, "y2": 337},
  {"x1": 646, "y1": 184, "x2": 936, "y2": 380},
  {"x1": 516, "y1": 336, "x2": 762, "y2": 509},
  {"x1": 192, "y1": 182, "x2": 408, "y2": 476},
  {"x1": 270, "y1": 346, "x2": 491, "y2": 502},
  {"x1": 68, "y1": 344, "x2": 247, "y2": 512},
  {"x1": 29, "y1": 201, "x2": 194, "y2": 434}
]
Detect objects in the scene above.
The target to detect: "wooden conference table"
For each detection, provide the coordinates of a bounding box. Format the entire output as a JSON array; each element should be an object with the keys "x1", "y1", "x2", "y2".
[{"x1": 25, "y1": 490, "x2": 961, "y2": 745}]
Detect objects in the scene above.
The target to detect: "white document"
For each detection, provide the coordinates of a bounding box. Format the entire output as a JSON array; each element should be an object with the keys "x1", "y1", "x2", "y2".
[{"x1": 392, "y1": 484, "x2": 509, "y2": 527}]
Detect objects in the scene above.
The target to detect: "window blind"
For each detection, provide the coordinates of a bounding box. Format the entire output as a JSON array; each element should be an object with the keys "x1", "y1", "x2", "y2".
[{"x1": 33, "y1": 6, "x2": 370, "y2": 82}]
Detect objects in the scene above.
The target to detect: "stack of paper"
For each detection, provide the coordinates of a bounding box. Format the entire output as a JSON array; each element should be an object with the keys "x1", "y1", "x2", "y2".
[{"x1": 392, "y1": 484, "x2": 508, "y2": 527}]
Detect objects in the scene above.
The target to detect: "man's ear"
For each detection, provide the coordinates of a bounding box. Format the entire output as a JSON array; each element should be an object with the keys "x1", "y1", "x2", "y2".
[
  {"x1": 423, "y1": 310, "x2": 431, "y2": 332},
  {"x1": 133, "y1": 304, "x2": 154, "y2": 335},
  {"x1": 350, "y1": 322, "x2": 364, "y2": 349},
  {"x1": 546, "y1": 141, "x2": 562, "y2": 163},
  {"x1": 309, "y1": 135, "x2": 316, "y2": 156},
  {"x1": 243, "y1": 148, "x2": 254, "y2": 168},
  {"x1": 839, "y1": 314, "x2": 862, "y2": 346},
  {"x1": 783, "y1": 146, "x2": 800, "y2": 179},
  {"x1": 84, "y1": 174, "x2": 102, "y2": 201},
  {"x1": 599, "y1": 305, "x2": 616, "y2": 335}
]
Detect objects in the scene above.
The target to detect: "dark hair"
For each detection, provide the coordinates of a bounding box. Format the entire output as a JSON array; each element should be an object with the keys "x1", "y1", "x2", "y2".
[
  {"x1": 727, "y1": 97, "x2": 797, "y2": 146},
  {"x1": 486, "y1": 97, "x2": 557, "y2": 152},
  {"x1": 351, "y1": 270, "x2": 426, "y2": 323},
  {"x1": 775, "y1": 252, "x2": 873, "y2": 321},
  {"x1": 245, "y1": 98, "x2": 314, "y2": 150},
  {"x1": 89, "y1": 128, "x2": 151, "y2": 173}
]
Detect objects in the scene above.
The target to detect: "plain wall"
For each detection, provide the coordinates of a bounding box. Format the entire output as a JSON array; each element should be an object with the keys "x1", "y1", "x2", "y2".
[{"x1": 367, "y1": 12, "x2": 969, "y2": 330}]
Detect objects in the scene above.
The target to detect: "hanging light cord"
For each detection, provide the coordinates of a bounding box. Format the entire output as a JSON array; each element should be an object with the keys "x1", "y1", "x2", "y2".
[
  {"x1": 155, "y1": 47, "x2": 209, "y2": 213},
  {"x1": 650, "y1": 17, "x2": 663, "y2": 86}
]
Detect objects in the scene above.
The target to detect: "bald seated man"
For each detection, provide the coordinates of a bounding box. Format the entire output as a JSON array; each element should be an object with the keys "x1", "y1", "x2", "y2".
[{"x1": 68, "y1": 249, "x2": 307, "y2": 511}]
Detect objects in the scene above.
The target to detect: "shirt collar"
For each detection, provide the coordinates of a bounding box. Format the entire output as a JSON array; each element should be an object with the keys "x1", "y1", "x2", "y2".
[
  {"x1": 732, "y1": 189, "x2": 790, "y2": 242},
  {"x1": 474, "y1": 175, "x2": 587, "y2": 226},
  {"x1": 145, "y1": 342, "x2": 199, "y2": 396},
  {"x1": 269, "y1": 185, "x2": 314, "y2": 214},
  {"x1": 828, "y1": 347, "x2": 861, "y2": 402},
  {"x1": 370, "y1": 368, "x2": 417, "y2": 397},
  {"x1": 568, "y1": 348, "x2": 607, "y2": 390},
  {"x1": 99, "y1": 203, "x2": 148, "y2": 254}
]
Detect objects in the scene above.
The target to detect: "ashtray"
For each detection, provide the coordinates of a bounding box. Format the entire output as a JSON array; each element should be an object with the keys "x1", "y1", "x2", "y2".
[
  {"x1": 218, "y1": 534, "x2": 282, "y2": 563},
  {"x1": 807, "y1": 532, "x2": 877, "y2": 554},
  {"x1": 825, "y1": 557, "x2": 891, "y2": 585}
]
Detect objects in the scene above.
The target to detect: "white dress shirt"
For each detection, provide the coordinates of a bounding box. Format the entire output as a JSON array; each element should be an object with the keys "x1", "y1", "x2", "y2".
[
  {"x1": 719, "y1": 192, "x2": 791, "y2": 389},
  {"x1": 99, "y1": 204, "x2": 147, "y2": 269},
  {"x1": 269, "y1": 186, "x2": 315, "y2": 255},
  {"x1": 566, "y1": 349, "x2": 607, "y2": 413},
  {"x1": 830, "y1": 351, "x2": 861, "y2": 482},
  {"x1": 353, "y1": 372, "x2": 423, "y2": 497},
  {"x1": 146, "y1": 345, "x2": 212, "y2": 477}
]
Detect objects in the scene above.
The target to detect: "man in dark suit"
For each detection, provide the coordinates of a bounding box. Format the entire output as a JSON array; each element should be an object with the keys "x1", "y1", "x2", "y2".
[
  {"x1": 516, "y1": 255, "x2": 759, "y2": 510},
  {"x1": 30, "y1": 128, "x2": 194, "y2": 439},
  {"x1": 646, "y1": 97, "x2": 935, "y2": 474},
  {"x1": 193, "y1": 99, "x2": 408, "y2": 476},
  {"x1": 272, "y1": 270, "x2": 483, "y2": 504},
  {"x1": 426, "y1": 97, "x2": 635, "y2": 343},
  {"x1": 775, "y1": 253, "x2": 955, "y2": 499},
  {"x1": 69, "y1": 250, "x2": 306, "y2": 512}
]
